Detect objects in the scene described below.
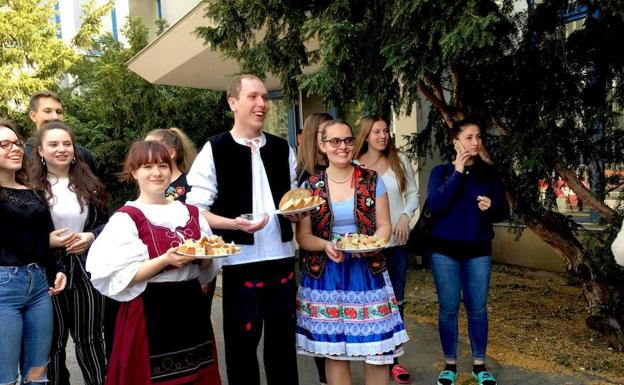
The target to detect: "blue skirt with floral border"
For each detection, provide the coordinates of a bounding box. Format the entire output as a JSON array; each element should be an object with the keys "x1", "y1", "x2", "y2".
[{"x1": 296, "y1": 251, "x2": 409, "y2": 362}]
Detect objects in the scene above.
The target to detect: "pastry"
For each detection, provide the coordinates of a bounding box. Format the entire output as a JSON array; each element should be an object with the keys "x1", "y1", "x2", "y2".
[
  {"x1": 278, "y1": 188, "x2": 325, "y2": 212},
  {"x1": 178, "y1": 235, "x2": 241, "y2": 256},
  {"x1": 336, "y1": 234, "x2": 388, "y2": 250}
]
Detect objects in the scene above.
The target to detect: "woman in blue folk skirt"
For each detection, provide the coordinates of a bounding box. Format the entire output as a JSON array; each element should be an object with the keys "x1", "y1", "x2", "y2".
[{"x1": 296, "y1": 120, "x2": 408, "y2": 385}]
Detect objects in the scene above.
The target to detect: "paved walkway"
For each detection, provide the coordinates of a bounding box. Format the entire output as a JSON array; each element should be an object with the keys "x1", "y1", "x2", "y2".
[{"x1": 66, "y1": 295, "x2": 613, "y2": 385}]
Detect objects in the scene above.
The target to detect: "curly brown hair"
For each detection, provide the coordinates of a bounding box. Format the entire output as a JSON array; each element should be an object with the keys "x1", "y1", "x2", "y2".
[{"x1": 29, "y1": 121, "x2": 107, "y2": 211}]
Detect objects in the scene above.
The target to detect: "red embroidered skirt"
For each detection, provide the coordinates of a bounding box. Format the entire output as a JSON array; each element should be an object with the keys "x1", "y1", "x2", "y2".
[{"x1": 105, "y1": 279, "x2": 220, "y2": 385}]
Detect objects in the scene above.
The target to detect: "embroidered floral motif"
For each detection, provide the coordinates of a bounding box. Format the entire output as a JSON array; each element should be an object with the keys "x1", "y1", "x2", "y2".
[
  {"x1": 297, "y1": 286, "x2": 401, "y2": 324},
  {"x1": 300, "y1": 166, "x2": 386, "y2": 277},
  {"x1": 298, "y1": 300, "x2": 399, "y2": 321}
]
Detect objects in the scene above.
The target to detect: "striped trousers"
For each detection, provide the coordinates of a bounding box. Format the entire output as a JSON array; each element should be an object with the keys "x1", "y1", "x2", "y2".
[{"x1": 48, "y1": 260, "x2": 107, "y2": 385}]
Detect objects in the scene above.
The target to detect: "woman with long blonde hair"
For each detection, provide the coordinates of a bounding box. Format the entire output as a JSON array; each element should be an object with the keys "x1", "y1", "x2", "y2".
[
  {"x1": 295, "y1": 112, "x2": 334, "y2": 384},
  {"x1": 296, "y1": 112, "x2": 333, "y2": 186},
  {"x1": 145, "y1": 127, "x2": 197, "y2": 202},
  {"x1": 353, "y1": 115, "x2": 419, "y2": 384}
]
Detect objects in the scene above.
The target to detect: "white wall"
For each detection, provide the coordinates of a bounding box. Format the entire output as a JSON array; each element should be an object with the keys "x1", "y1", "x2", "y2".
[
  {"x1": 160, "y1": 0, "x2": 199, "y2": 25},
  {"x1": 393, "y1": 97, "x2": 442, "y2": 218},
  {"x1": 57, "y1": 0, "x2": 129, "y2": 46},
  {"x1": 128, "y1": 0, "x2": 158, "y2": 37}
]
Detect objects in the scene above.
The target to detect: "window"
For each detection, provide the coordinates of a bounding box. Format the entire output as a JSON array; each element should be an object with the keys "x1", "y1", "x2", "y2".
[{"x1": 263, "y1": 96, "x2": 289, "y2": 141}]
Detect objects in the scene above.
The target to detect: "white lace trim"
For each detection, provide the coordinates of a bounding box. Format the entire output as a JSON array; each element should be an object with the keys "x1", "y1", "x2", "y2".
[
  {"x1": 297, "y1": 342, "x2": 406, "y2": 365},
  {"x1": 296, "y1": 329, "x2": 409, "y2": 357}
]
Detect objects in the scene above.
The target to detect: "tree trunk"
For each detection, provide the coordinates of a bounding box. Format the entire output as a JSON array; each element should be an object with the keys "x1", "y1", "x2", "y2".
[
  {"x1": 519, "y1": 205, "x2": 624, "y2": 351},
  {"x1": 554, "y1": 163, "x2": 615, "y2": 221}
]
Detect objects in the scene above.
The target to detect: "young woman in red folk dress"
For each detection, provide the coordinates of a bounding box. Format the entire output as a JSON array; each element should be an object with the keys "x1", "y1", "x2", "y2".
[{"x1": 86, "y1": 141, "x2": 221, "y2": 385}]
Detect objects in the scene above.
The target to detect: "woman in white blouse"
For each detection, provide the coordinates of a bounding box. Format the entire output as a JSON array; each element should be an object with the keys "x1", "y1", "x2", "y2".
[
  {"x1": 86, "y1": 141, "x2": 221, "y2": 385},
  {"x1": 30, "y1": 121, "x2": 108, "y2": 385},
  {"x1": 354, "y1": 115, "x2": 419, "y2": 384}
]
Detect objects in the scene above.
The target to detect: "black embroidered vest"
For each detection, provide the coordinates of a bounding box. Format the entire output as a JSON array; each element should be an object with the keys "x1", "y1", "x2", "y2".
[
  {"x1": 301, "y1": 166, "x2": 386, "y2": 278},
  {"x1": 209, "y1": 131, "x2": 293, "y2": 244}
]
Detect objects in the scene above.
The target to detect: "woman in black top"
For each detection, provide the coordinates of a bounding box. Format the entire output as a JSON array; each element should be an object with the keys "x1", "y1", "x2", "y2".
[
  {"x1": 145, "y1": 127, "x2": 197, "y2": 202},
  {"x1": 0, "y1": 119, "x2": 67, "y2": 384}
]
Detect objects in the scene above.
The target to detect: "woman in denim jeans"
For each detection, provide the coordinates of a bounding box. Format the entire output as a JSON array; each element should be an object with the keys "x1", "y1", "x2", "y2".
[
  {"x1": 354, "y1": 116, "x2": 419, "y2": 384},
  {"x1": 426, "y1": 119, "x2": 509, "y2": 385},
  {"x1": 0, "y1": 120, "x2": 67, "y2": 385}
]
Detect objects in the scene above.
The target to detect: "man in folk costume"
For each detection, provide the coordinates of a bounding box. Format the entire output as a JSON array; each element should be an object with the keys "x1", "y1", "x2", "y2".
[{"x1": 187, "y1": 74, "x2": 300, "y2": 385}]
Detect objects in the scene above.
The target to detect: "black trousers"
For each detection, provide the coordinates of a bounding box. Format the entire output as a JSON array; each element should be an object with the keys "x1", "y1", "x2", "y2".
[
  {"x1": 48, "y1": 261, "x2": 107, "y2": 385},
  {"x1": 222, "y1": 257, "x2": 299, "y2": 385}
]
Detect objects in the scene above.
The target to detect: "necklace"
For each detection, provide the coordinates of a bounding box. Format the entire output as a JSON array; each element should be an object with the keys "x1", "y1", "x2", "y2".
[
  {"x1": 366, "y1": 153, "x2": 385, "y2": 170},
  {"x1": 327, "y1": 167, "x2": 353, "y2": 184}
]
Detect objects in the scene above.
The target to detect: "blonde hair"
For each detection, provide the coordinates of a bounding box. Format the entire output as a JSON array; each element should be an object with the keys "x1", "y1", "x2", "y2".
[
  {"x1": 297, "y1": 112, "x2": 333, "y2": 179},
  {"x1": 227, "y1": 74, "x2": 263, "y2": 99},
  {"x1": 145, "y1": 127, "x2": 197, "y2": 173},
  {"x1": 354, "y1": 116, "x2": 407, "y2": 192}
]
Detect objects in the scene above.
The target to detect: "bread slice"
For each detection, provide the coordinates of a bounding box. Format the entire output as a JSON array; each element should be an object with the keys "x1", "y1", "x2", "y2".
[
  {"x1": 293, "y1": 197, "x2": 307, "y2": 209},
  {"x1": 279, "y1": 188, "x2": 312, "y2": 211},
  {"x1": 281, "y1": 198, "x2": 297, "y2": 211}
]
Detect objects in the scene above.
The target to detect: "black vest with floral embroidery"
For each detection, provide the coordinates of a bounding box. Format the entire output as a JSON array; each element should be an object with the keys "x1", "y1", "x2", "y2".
[{"x1": 301, "y1": 166, "x2": 387, "y2": 279}]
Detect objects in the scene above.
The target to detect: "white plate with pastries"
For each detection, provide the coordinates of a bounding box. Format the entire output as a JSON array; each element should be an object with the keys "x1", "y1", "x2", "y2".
[
  {"x1": 333, "y1": 233, "x2": 389, "y2": 253},
  {"x1": 276, "y1": 188, "x2": 325, "y2": 215},
  {"x1": 176, "y1": 235, "x2": 241, "y2": 259},
  {"x1": 177, "y1": 249, "x2": 241, "y2": 259}
]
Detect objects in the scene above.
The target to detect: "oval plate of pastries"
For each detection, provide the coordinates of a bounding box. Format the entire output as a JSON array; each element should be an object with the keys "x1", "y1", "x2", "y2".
[
  {"x1": 276, "y1": 188, "x2": 325, "y2": 215},
  {"x1": 177, "y1": 235, "x2": 241, "y2": 259},
  {"x1": 333, "y1": 233, "x2": 389, "y2": 253}
]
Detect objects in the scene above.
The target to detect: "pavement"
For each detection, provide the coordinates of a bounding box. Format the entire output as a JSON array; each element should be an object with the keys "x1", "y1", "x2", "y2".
[{"x1": 65, "y1": 293, "x2": 612, "y2": 385}]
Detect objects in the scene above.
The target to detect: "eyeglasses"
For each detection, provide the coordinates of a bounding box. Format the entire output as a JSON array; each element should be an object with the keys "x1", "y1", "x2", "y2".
[
  {"x1": 323, "y1": 137, "x2": 356, "y2": 147},
  {"x1": 0, "y1": 139, "x2": 24, "y2": 150}
]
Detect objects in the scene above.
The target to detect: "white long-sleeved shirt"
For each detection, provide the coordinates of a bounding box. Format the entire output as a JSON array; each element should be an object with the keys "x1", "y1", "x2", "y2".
[
  {"x1": 381, "y1": 152, "x2": 419, "y2": 246},
  {"x1": 86, "y1": 200, "x2": 220, "y2": 302},
  {"x1": 186, "y1": 131, "x2": 297, "y2": 266},
  {"x1": 612, "y1": 218, "x2": 624, "y2": 266}
]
